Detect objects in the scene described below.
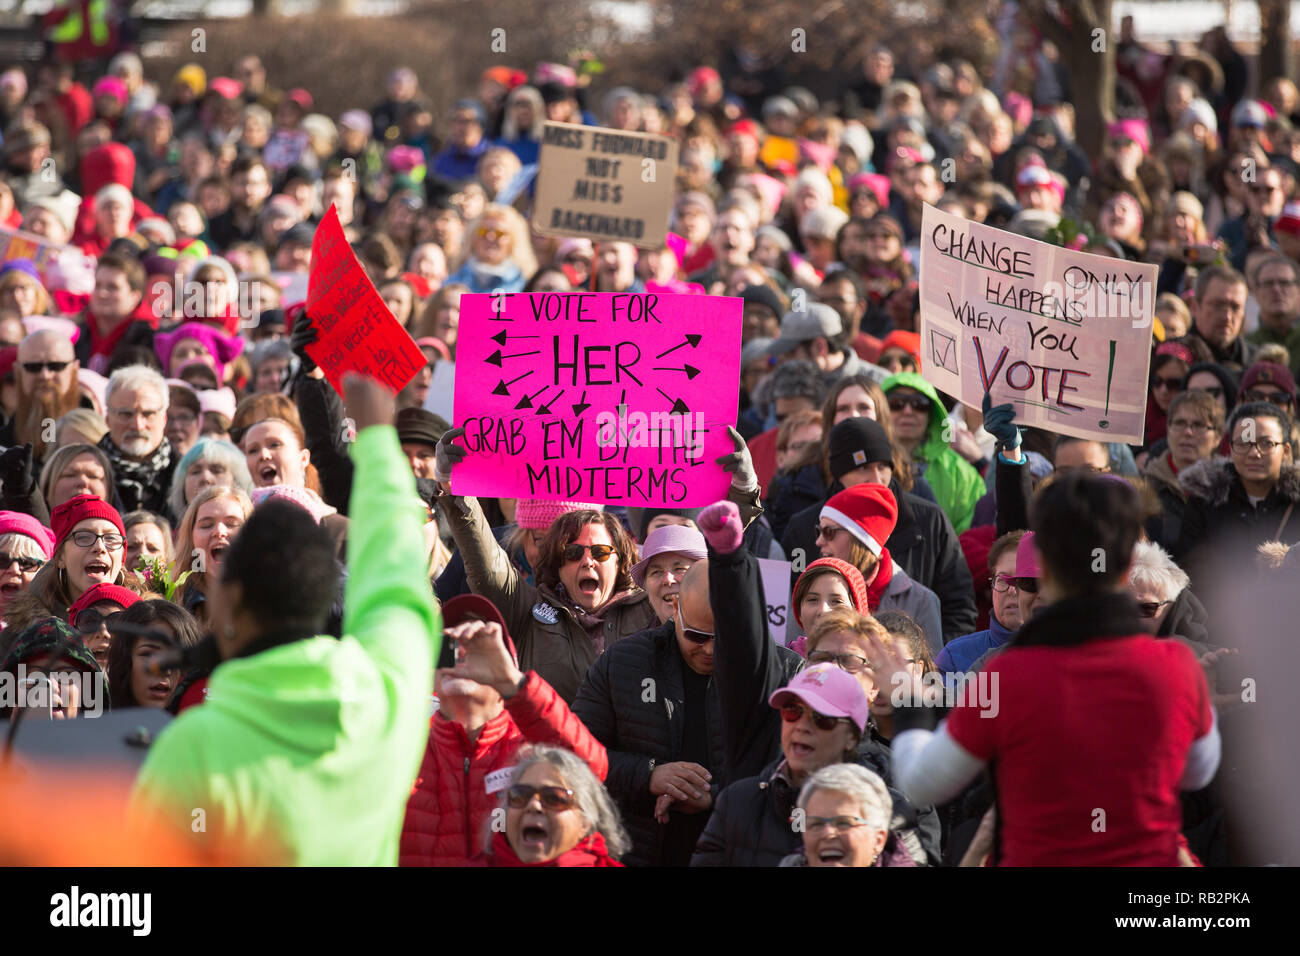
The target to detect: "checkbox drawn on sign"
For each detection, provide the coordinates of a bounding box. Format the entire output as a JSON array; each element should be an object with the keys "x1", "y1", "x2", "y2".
[{"x1": 930, "y1": 329, "x2": 958, "y2": 374}]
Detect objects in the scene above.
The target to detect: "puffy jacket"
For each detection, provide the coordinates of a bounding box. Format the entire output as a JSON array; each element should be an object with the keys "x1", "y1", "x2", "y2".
[
  {"x1": 781, "y1": 480, "x2": 977, "y2": 644},
  {"x1": 881, "y1": 372, "x2": 985, "y2": 534},
  {"x1": 131, "y1": 426, "x2": 441, "y2": 865},
  {"x1": 571, "y1": 619, "x2": 801, "y2": 866},
  {"x1": 443, "y1": 492, "x2": 657, "y2": 703},
  {"x1": 400, "y1": 670, "x2": 608, "y2": 867}
]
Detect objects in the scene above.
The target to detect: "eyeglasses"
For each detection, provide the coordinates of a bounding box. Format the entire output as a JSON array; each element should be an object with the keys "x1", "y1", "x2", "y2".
[
  {"x1": 1257, "y1": 277, "x2": 1297, "y2": 290},
  {"x1": 807, "y1": 650, "x2": 871, "y2": 673},
  {"x1": 1240, "y1": 389, "x2": 1293, "y2": 408},
  {"x1": 110, "y1": 407, "x2": 163, "y2": 423},
  {"x1": 676, "y1": 603, "x2": 714, "y2": 644},
  {"x1": 21, "y1": 361, "x2": 71, "y2": 373},
  {"x1": 1015, "y1": 577, "x2": 1039, "y2": 593},
  {"x1": 1168, "y1": 418, "x2": 1214, "y2": 434},
  {"x1": 561, "y1": 543, "x2": 616, "y2": 563},
  {"x1": 887, "y1": 394, "x2": 932, "y2": 414},
  {"x1": 506, "y1": 784, "x2": 576, "y2": 811},
  {"x1": 815, "y1": 524, "x2": 843, "y2": 541},
  {"x1": 0, "y1": 551, "x2": 43, "y2": 572},
  {"x1": 68, "y1": 531, "x2": 126, "y2": 550},
  {"x1": 1231, "y1": 437, "x2": 1285, "y2": 454},
  {"x1": 991, "y1": 573, "x2": 1019, "y2": 593},
  {"x1": 1151, "y1": 376, "x2": 1184, "y2": 392},
  {"x1": 802, "y1": 815, "x2": 872, "y2": 834},
  {"x1": 1137, "y1": 600, "x2": 1171, "y2": 618},
  {"x1": 168, "y1": 411, "x2": 198, "y2": 426},
  {"x1": 780, "y1": 703, "x2": 851, "y2": 732},
  {"x1": 76, "y1": 608, "x2": 122, "y2": 635},
  {"x1": 476, "y1": 227, "x2": 507, "y2": 240}
]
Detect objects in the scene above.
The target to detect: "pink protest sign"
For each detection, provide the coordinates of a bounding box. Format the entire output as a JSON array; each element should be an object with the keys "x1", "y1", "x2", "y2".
[
  {"x1": 918, "y1": 203, "x2": 1156, "y2": 444},
  {"x1": 450, "y1": 292, "x2": 742, "y2": 507}
]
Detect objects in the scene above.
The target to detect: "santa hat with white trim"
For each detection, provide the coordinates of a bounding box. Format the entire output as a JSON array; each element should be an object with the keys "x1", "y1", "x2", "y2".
[{"x1": 821, "y1": 484, "x2": 898, "y2": 557}]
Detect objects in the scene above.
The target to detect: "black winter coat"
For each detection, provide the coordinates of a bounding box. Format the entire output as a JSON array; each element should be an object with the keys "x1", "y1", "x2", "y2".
[
  {"x1": 294, "y1": 374, "x2": 354, "y2": 516},
  {"x1": 780, "y1": 480, "x2": 977, "y2": 644},
  {"x1": 764, "y1": 463, "x2": 825, "y2": 543},
  {"x1": 571, "y1": 620, "x2": 731, "y2": 868}
]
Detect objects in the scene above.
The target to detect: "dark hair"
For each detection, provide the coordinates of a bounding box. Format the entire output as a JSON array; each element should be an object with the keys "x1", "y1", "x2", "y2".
[
  {"x1": 523, "y1": 266, "x2": 571, "y2": 292},
  {"x1": 872, "y1": 608, "x2": 935, "y2": 675},
  {"x1": 1227, "y1": 400, "x2": 1294, "y2": 444},
  {"x1": 230, "y1": 155, "x2": 267, "y2": 179},
  {"x1": 1193, "y1": 263, "x2": 1247, "y2": 302},
  {"x1": 107, "y1": 345, "x2": 163, "y2": 376},
  {"x1": 768, "y1": 359, "x2": 825, "y2": 405},
  {"x1": 220, "y1": 499, "x2": 339, "y2": 634},
  {"x1": 988, "y1": 529, "x2": 1027, "y2": 574},
  {"x1": 1168, "y1": 389, "x2": 1225, "y2": 433},
  {"x1": 1028, "y1": 472, "x2": 1143, "y2": 595},
  {"x1": 106, "y1": 599, "x2": 203, "y2": 708},
  {"x1": 96, "y1": 251, "x2": 146, "y2": 294},
  {"x1": 818, "y1": 374, "x2": 911, "y2": 491},
  {"x1": 535, "y1": 511, "x2": 637, "y2": 595}
]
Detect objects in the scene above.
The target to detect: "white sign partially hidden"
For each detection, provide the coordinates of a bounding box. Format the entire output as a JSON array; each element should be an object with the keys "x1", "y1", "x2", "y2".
[
  {"x1": 423, "y1": 360, "x2": 456, "y2": 424},
  {"x1": 758, "y1": 557, "x2": 793, "y2": 646}
]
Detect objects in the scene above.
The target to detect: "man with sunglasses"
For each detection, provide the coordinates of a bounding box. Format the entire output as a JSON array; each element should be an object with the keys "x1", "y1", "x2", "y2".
[
  {"x1": 1237, "y1": 361, "x2": 1297, "y2": 416},
  {"x1": 0, "y1": 329, "x2": 81, "y2": 468},
  {"x1": 575, "y1": 560, "x2": 790, "y2": 867}
]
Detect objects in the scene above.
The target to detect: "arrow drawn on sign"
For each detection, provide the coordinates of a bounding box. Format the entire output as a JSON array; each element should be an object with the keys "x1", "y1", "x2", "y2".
[
  {"x1": 652, "y1": 364, "x2": 701, "y2": 380},
  {"x1": 537, "y1": 387, "x2": 566, "y2": 415},
  {"x1": 655, "y1": 334, "x2": 702, "y2": 359},
  {"x1": 656, "y1": 388, "x2": 691, "y2": 415},
  {"x1": 486, "y1": 348, "x2": 541, "y2": 367},
  {"x1": 515, "y1": 385, "x2": 549, "y2": 410},
  {"x1": 491, "y1": 329, "x2": 540, "y2": 346},
  {"x1": 491, "y1": 370, "x2": 534, "y2": 396},
  {"x1": 572, "y1": 390, "x2": 591, "y2": 416}
]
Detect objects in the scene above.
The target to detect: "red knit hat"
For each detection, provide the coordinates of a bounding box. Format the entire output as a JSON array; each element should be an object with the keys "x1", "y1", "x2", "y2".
[
  {"x1": 821, "y1": 485, "x2": 897, "y2": 557},
  {"x1": 441, "y1": 594, "x2": 518, "y2": 664},
  {"x1": 879, "y1": 329, "x2": 921, "y2": 367},
  {"x1": 68, "y1": 583, "x2": 140, "y2": 628},
  {"x1": 51, "y1": 495, "x2": 125, "y2": 552},
  {"x1": 792, "y1": 557, "x2": 869, "y2": 632}
]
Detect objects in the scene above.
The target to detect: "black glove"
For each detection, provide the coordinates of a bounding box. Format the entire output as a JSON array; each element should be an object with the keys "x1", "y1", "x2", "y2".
[
  {"x1": 0, "y1": 443, "x2": 35, "y2": 497},
  {"x1": 290, "y1": 311, "x2": 320, "y2": 374}
]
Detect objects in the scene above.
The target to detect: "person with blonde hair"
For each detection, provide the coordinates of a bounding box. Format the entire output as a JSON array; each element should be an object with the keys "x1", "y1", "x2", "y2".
[
  {"x1": 171, "y1": 484, "x2": 253, "y2": 622},
  {"x1": 445, "y1": 204, "x2": 536, "y2": 294},
  {"x1": 56, "y1": 409, "x2": 109, "y2": 449}
]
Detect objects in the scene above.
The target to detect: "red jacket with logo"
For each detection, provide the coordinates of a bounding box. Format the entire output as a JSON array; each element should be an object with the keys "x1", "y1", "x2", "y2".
[{"x1": 399, "y1": 670, "x2": 608, "y2": 867}]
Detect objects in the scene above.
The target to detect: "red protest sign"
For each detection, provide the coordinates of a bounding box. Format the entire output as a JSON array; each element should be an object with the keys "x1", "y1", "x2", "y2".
[{"x1": 306, "y1": 205, "x2": 425, "y2": 396}]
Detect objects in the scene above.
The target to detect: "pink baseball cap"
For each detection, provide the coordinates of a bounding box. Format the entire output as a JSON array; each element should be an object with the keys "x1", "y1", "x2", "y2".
[
  {"x1": 514, "y1": 499, "x2": 603, "y2": 531},
  {"x1": 1014, "y1": 530, "x2": 1041, "y2": 578},
  {"x1": 769, "y1": 663, "x2": 870, "y2": 733}
]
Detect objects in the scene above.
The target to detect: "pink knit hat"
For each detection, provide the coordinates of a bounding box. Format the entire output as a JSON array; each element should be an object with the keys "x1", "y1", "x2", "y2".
[
  {"x1": 514, "y1": 499, "x2": 603, "y2": 530},
  {"x1": 0, "y1": 510, "x2": 56, "y2": 558},
  {"x1": 154, "y1": 322, "x2": 245, "y2": 381},
  {"x1": 250, "y1": 485, "x2": 337, "y2": 523}
]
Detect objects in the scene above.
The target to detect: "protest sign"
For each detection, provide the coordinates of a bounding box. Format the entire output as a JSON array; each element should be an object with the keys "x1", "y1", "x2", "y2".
[
  {"x1": 450, "y1": 291, "x2": 742, "y2": 507},
  {"x1": 532, "y1": 121, "x2": 678, "y2": 249},
  {"x1": 0, "y1": 223, "x2": 65, "y2": 276},
  {"x1": 305, "y1": 205, "x2": 426, "y2": 397},
  {"x1": 918, "y1": 204, "x2": 1156, "y2": 444},
  {"x1": 758, "y1": 557, "x2": 793, "y2": 646}
]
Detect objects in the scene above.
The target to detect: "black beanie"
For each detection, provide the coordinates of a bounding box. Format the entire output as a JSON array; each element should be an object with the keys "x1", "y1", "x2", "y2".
[{"x1": 828, "y1": 417, "x2": 894, "y2": 480}]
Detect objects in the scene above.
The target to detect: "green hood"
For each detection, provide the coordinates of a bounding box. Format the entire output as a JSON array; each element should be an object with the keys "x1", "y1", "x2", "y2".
[{"x1": 881, "y1": 371, "x2": 949, "y2": 459}]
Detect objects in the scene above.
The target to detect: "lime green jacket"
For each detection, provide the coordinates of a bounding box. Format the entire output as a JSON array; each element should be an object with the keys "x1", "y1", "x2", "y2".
[
  {"x1": 132, "y1": 426, "x2": 441, "y2": 865},
  {"x1": 881, "y1": 371, "x2": 985, "y2": 534}
]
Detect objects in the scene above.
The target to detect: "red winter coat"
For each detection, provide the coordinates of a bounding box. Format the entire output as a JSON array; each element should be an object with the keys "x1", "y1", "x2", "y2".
[{"x1": 399, "y1": 670, "x2": 608, "y2": 867}]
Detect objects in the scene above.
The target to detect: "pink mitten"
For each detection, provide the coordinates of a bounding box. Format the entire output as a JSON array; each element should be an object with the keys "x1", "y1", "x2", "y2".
[{"x1": 698, "y1": 500, "x2": 743, "y2": 554}]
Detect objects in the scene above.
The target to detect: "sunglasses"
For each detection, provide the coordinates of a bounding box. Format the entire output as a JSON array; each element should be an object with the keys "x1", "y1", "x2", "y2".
[
  {"x1": 815, "y1": 524, "x2": 843, "y2": 541},
  {"x1": 0, "y1": 551, "x2": 43, "y2": 572},
  {"x1": 676, "y1": 603, "x2": 714, "y2": 644},
  {"x1": 1151, "y1": 376, "x2": 1184, "y2": 392},
  {"x1": 561, "y1": 543, "x2": 616, "y2": 563},
  {"x1": 21, "y1": 361, "x2": 71, "y2": 373},
  {"x1": 506, "y1": 783, "x2": 576, "y2": 811},
  {"x1": 888, "y1": 394, "x2": 932, "y2": 414},
  {"x1": 1015, "y1": 577, "x2": 1039, "y2": 593},
  {"x1": 1240, "y1": 389, "x2": 1293, "y2": 407},
  {"x1": 780, "y1": 702, "x2": 850, "y2": 732},
  {"x1": 76, "y1": 608, "x2": 122, "y2": 635},
  {"x1": 1138, "y1": 600, "x2": 1171, "y2": 618}
]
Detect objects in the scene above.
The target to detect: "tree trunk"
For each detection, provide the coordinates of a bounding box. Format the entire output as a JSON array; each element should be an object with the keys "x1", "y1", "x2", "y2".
[
  {"x1": 1030, "y1": 0, "x2": 1115, "y2": 160},
  {"x1": 1258, "y1": 0, "x2": 1292, "y2": 92}
]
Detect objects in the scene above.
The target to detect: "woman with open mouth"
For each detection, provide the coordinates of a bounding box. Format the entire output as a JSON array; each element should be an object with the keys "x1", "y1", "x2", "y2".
[
  {"x1": 106, "y1": 598, "x2": 203, "y2": 709},
  {"x1": 0, "y1": 511, "x2": 55, "y2": 631},
  {"x1": 781, "y1": 763, "x2": 908, "y2": 867},
  {"x1": 171, "y1": 486, "x2": 253, "y2": 624},
  {"x1": 241, "y1": 417, "x2": 348, "y2": 561},
  {"x1": 2, "y1": 494, "x2": 139, "y2": 638},
  {"x1": 474, "y1": 744, "x2": 628, "y2": 867},
  {"x1": 68, "y1": 582, "x2": 141, "y2": 675}
]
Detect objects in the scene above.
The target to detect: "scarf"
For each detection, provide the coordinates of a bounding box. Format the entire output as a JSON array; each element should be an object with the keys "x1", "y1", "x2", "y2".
[
  {"x1": 1012, "y1": 590, "x2": 1144, "y2": 649},
  {"x1": 483, "y1": 829, "x2": 622, "y2": 867},
  {"x1": 553, "y1": 584, "x2": 639, "y2": 650},
  {"x1": 866, "y1": 547, "x2": 894, "y2": 612},
  {"x1": 99, "y1": 433, "x2": 172, "y2": 514}
]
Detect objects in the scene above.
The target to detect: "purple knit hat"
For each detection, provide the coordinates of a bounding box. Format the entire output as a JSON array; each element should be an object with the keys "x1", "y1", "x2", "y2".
[{"x1": 514, "y1": 499, "x2": 603, "y2": 530}]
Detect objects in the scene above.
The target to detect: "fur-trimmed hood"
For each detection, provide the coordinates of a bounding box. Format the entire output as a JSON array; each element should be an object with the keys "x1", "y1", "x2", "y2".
[{"x1": 1178, "y1": 455, "x2": 1300, "y2": 507}]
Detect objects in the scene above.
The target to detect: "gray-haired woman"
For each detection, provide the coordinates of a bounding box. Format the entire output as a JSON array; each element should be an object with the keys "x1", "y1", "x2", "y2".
[
  {"x1": 474, "y1": 745, "x2": 629, "y2": 867},
  {"x1": 781, "y1": 763, "x2": 916, "y2": 867}
]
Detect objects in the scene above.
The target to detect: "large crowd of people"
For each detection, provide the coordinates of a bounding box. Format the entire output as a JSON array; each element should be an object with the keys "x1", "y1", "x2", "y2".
[{"x1": 0, "y1": 4, "x2": 1295, "y2": 867}]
